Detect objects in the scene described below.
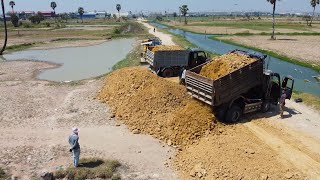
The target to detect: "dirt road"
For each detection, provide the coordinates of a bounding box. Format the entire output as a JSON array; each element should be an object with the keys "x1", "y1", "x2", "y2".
[
  {"x1": 0, "y1": 60, "x2": 177, "y2": 180},
  {"x1": 139, "y1": 21, "x2": 175, "y2": 45}
]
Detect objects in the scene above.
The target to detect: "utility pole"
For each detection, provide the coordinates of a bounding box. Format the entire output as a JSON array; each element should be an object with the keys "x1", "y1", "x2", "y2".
[{"x1": 0, "y1": 0, "x2": 8, "y2": 55}]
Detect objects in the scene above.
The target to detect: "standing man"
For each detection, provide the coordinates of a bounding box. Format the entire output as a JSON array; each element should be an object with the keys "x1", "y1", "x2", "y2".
[
  {"x1": 69, "y1": 127, "x2": 80, "y2": 167},
  {"x1": 153, "y1": 28, "x2": 156, "y2": 32},
  {"x1": 279, "y1": 89, "x2": 286, "y2": 119}
]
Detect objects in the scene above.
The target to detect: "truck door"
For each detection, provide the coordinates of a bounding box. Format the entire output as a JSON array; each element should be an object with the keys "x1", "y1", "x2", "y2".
[
  {"x1": 188, "y1": 52, "x2": 198, "y2": 68},
  {"x1": 281, "y1": 76, "x2": 294, "y2": 100},
  {"x1": 269, "y1": 74, "x2": 281, "y2": 104}
]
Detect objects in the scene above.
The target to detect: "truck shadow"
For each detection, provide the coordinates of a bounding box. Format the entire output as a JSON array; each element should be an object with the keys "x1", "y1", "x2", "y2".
[{"x1": 228, "y1": 104, "x2": 303, "y2": 124}]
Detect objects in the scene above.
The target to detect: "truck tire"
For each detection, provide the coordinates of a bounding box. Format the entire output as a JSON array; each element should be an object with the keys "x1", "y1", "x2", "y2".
[
  {"x1": 225, "y1": 105, "x2": 242, "y2": 123},
  {"x1": 261, "y1": 102, "x2": 271, "y2": 113},
  {"x1": 162, "y1": 68, "x2": 174, "y2": 78}
]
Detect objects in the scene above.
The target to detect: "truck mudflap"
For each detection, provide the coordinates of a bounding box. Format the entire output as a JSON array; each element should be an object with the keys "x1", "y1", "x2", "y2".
[
  {"x1": 146, "y1": 50, "x2": 155, "y2": 66},
  {"x1": 186, "y1": 70, "x2": 214, "y2": 106},
  {"x1": 244, "y1": 102, "x2": 263, "y2": 114}
]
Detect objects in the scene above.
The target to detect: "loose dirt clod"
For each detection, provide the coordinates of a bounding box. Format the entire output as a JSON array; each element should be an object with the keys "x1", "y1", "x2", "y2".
[
  {"x1": 200, "y1": 53, "x2": 257, "y2": 80},
  {"x1": 98, "y1": 67, "x2": 217, "y2": 146},
  {"x1": 152, "y1": 45, "x2": 184, "y2": 52}
]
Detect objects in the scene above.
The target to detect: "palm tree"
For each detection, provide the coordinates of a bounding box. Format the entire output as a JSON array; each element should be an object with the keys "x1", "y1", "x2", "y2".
[
  {"x1": 9, "y1": 1, "x2": 15, "y2": 14},
  {"x1": 179, "y1": 5, "x2": 189, "y2": 25},
  {"x1": 50, "y1": 2, "x2": 57, "y2": 22},
  {"x1": 310, "y1": 0, "x2": 320, "y2": 26},
  {"x1": 116, "y1": 4, "x2": 121, "y2": 21},
  {"x1": 267, "y1": 0, "x2": 280, "y2": 40},
  {"x1": 78, "y1": 7, "x2": 84, "y2": 23},
  {"x1": 0, "y1": 0, "x2": 8, "y2": 55}
]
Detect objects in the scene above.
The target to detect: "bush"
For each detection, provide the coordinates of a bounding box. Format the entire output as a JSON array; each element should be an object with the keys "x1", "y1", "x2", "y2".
[
  {"x1": 29, "y1": 13, "x2": 45, "y2": 24},
  {"x1": 53, "y1": 158, "x2": 121, "y2": 180},
  {"x1": 0, "y1": 167, "x2": 8, "y2": 179},
  {"x1": 23, "y1": 23, "x2": 32, "y2": 28},
  {"x1": 45, "y1": 22, "x2": 51, "y2": 27}
]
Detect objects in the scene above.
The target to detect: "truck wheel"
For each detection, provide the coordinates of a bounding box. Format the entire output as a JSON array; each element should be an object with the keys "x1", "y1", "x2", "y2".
[
  {"x1": 225, "y1": 106, "x2": 242, "y2": 123},
  {"x1": 162, "y1": 68, "x2": 174, "y2": 78},
  {"x1": 261, "y1": 102, "x2": 271, "y2": 113}
]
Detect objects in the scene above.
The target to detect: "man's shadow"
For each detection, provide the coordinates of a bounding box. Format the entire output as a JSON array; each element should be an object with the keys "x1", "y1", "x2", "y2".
[{"x1": 78, "y1": 160, "x2": 104, "y2": 168}]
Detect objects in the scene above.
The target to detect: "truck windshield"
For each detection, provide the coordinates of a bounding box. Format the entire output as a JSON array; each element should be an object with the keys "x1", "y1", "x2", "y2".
[{"x1": 197, "y1": 52, "x2": 206, "y2": 58}]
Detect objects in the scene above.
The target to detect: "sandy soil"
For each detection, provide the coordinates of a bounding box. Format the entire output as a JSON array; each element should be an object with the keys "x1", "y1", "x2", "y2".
[
  {"x1": 0, "y1": 61, "x2": 178, "y2": 180},
  {"x1": 219, "y1": 35, "x2": 320, "y2": 66}
]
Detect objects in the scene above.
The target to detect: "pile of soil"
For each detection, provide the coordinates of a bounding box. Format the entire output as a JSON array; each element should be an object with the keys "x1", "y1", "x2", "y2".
[
  {"x1": 152, "y1": 45, "x2": 184, "y2": 52},
  {"x1": 200, "y1": 53, "x2": 257, "y2": 80},
  {"x1": 98, "y1": 67, "x2": 217, "y2": 146},
  {"x1": 174, "y1": 124, "x2": 304, "y2": 179}
]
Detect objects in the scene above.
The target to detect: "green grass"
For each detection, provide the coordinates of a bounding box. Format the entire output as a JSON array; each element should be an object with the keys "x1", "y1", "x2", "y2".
[
  {"x1": 293, "y1": 92, "x2": 320, "y2": 111},
  {"x1": 112, "y1": 43, "x2": 143, "y2": 71},
  {"x1": 54, "y1": 158, "x2": 121, "y2": 180},
  {"x1": 209, "y1": 36, "x2": 320, "y2": 72},
  {"x1": 6, "y1": 43, "x2": 35, "y2": 52},
  {"x1": 154, "y1": 24, "x2": 218, "y2": 57},
  {"x1": 0, "y1": 167, "x2": 9, "y2": 180}
]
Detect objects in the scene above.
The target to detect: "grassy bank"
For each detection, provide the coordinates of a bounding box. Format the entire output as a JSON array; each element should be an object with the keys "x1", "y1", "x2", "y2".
[
  {"x1": 293, "y1": 92, "x2": 320, "y2": 111},
  {"x1": 112, "y1": 42, "x2": 143, "y2": 70},
  {"x1": 54, "y1": 158, "x2": 121, "y2": 180},
  {"x1": 210, "y1": 36, "x2": 320, "y2": 72}
]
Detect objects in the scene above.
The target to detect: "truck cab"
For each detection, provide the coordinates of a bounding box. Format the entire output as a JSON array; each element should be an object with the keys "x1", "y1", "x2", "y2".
[{"x1": 188, "y1": 49, "x2": 208, "y2": 68}]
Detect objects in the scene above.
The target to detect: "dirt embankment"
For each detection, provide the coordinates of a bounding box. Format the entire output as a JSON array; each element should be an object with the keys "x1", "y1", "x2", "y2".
[
  {"x1": 98, "y1": 67, "x2": 217, "y2": 147},
  {"x1": 98, "y1": 67, "x2": 309, "y2": 179}
]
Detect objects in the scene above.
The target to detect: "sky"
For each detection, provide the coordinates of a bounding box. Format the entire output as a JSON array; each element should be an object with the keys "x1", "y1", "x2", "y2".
[{"x1": 2, "y1": 0, "x2": 316, "y2": 14}]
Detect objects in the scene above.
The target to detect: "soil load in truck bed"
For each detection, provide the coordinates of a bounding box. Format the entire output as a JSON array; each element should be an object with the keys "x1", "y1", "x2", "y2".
[
  {"x1": 152, "y1": 45, "x2": 184, "y2": 52},
  {"x1": 200, "y1": 53, "x2": 257, "y2": 80}
]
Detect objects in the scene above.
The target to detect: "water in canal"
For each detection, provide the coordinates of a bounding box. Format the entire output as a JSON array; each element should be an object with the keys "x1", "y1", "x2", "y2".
[
  {"x1": 152, "y1": 23, "x2": 320, "y2": 97},
  {"x1": 1, "y1": 38, "x2": 135, "y2": 81}
]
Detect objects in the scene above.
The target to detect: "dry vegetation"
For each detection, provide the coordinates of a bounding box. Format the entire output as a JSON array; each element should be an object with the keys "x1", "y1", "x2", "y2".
[{"x1": 54, "y1": 158, "x2": 121, "y2": 180}]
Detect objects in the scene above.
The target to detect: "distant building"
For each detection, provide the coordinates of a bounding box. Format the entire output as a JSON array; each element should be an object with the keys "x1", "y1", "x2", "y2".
[
  {"x1": 96, "y1": 11, "x2": 107, "y2": 19},
  {"x1": 38, "y1": 11, "x2": 55, "y2": 18},
  {"x1": 0, "y1": 15, "x2": 11, "y2": 21},
  {"x1": 77, "y1": 12, "x2": 96, "y2": 19}
]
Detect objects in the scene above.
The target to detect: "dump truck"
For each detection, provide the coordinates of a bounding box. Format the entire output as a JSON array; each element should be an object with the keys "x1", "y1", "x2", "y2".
[
  {"x1": 185, "y1": 50, "x2": 294, "y2": 123},
  {"x1": 140, "y1": 37, "x2": 162, "y2": 63},
  {"x1": 145, "y1": 47, "x2": 208, "y2": 77}
]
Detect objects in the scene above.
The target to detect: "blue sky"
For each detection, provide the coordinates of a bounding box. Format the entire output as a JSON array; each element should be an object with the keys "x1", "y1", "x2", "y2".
[{"x1": 2, "y1": 0, "x2": 315, "y2": 13}]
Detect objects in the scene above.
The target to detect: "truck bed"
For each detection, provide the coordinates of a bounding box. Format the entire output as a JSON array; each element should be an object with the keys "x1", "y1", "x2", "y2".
[
  {"x1": 185, "y1": 57, "x2": 264, "y2": 107},
  {"x1": 146, "y1": 49, "x2": 189, "y2": 69}
]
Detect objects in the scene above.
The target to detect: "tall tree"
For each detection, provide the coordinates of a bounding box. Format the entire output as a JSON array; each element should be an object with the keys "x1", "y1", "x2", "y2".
[
  {"x1": 173, "y1": 12, "x2": 177, "y2": 21},
  {"x1": 78, "y1": 7, "x2": 84, "y2": 23},
  {"x1": 116, "y1": 4, "x2": 121, "y2": 21},
  {"x1": 179, "y1": 5, "x2": 189, "y2": 25},
  {"x1": 50, "y1": 2, "x2": 57, "y2": 22},
  {"x1": 267, "y1": 0, "x2": 280, "y2": 40},
  {"x1": 310, "y1": 0, "x2": 320, "y2": 26},
  {"x1": 9, "y1": 1, "x2": 15, "y2": 14},
  {"x1": 0, "y1": 0, "x2": 8, "y2": 55}
]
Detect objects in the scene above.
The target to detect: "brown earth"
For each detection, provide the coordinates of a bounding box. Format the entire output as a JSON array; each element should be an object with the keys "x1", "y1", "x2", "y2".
[
  {"x1": 200, "y1": 53, "x2": 257, "y2": 80},
  {"x1": 218, "y1": 35, "x2": 320, "y2": 66},
  {"x1": 174, "y1": 123, "x2": 306, "y2": 180},
  {"x1": 152, "y1": 45, "x2": 184, "y2": 52},
  {"x1": 98, "y1": 67, "x2": 218, "y2": 147},
  {"x1": 97, "y1": 65, "x2": 320, "y2": 179}
]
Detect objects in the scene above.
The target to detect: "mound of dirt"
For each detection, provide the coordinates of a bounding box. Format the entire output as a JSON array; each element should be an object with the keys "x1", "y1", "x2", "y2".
[
  {"x1": 152, "y1": 45, "x2": 184, "y2": 52},
  {"x1": 174, "y1": 124, "x2": 305, "y2": 179},
  {"x1": 98, "y1": 67, "x2": 217, "y2": 146},
  {"x1": 200, "y1": 53, "x2": 257, "y2": 80}
]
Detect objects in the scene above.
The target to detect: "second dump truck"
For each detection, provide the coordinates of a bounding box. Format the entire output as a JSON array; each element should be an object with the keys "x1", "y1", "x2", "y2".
[
  {"x1": 145, "y1": 47, "x2": 208, "y2": 77},
  {"x1": 185, "y1": 50, "x2": 294, "y2": 123}
]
